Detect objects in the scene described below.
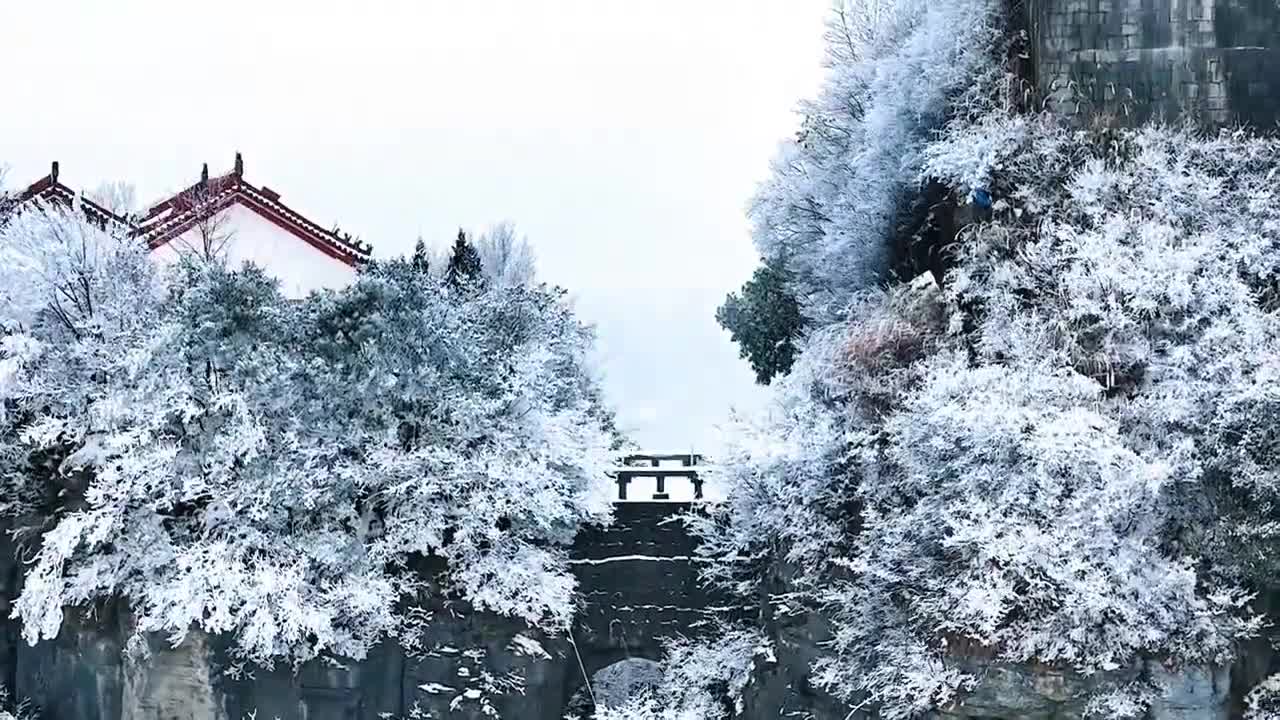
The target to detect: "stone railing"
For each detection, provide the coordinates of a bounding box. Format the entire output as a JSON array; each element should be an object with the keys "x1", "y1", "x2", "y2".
[{"x1": 609, "y1": 453, "x2": 713, "y2": 502}]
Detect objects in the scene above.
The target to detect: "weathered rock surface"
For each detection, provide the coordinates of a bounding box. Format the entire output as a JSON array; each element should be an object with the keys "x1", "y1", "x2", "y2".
[
  {"x1": 122, "y1": 630, "x2": 223, "y2": 720},
  {"x1": 939, "y1": 657, "x2": 1232, "y2": 720}
]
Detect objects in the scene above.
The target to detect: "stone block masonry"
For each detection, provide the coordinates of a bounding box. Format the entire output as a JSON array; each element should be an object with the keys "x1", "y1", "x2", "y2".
[{"x1": 1028, "y1": 0, "x2": 1280, "y2": 128}]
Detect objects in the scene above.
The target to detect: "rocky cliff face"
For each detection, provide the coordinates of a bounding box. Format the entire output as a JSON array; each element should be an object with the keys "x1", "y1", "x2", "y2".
[
  {"x1": 740, "y1": 609, "x2": 852, "y2": 719},
  {"x1": 0, "y1": 536, "x2": 1277, "y2": 720},
  {"x1": 121, "y1": 630, "x2": 223, "y2": 720},
  {"x1": 5, "y1": 611, "x2": 1259, "y2": 720},
  {"x1": 0, "y1": 514, "x2": 576, "y2": 720},
  {"x1": 1, "y1": 603, "x2": 575, "y2": 720},
  {"x1": 743, "y1": 628, "x2": 1249, "y2": 720}
]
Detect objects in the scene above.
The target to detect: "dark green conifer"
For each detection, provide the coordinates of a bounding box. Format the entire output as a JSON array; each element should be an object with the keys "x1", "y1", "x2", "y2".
[
  {"x1": 716, "y1": 256, "x2": 806, "y2": 385},
  {"x1": 445, "y1": 228, "x2": 483, "y2": 289},
  {"x1": 411, "y1": 235, "x2": 430, "y2": 274}
]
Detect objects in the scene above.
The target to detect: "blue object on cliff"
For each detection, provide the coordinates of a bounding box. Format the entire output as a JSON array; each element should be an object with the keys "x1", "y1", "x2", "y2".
[{"x1": 973, "y1": 188, "x2": 993, "y2": 209}]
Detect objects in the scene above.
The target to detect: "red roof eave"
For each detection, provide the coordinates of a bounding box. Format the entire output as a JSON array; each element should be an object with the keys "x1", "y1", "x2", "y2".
[
  {"x1": 139, "y1": 182, "x2": 369, "y2": 268},
  {"x1": 14, "y1": 177, "x2": 132, "y2": 228},
  {"x1": 13, "y1": 162, "x2": 372, "y2": 268}
]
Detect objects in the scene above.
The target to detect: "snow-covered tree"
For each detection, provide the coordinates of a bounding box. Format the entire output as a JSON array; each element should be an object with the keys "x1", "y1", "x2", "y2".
[
  {"x1": 0, "y1": 202, "x2": 618, "y2": 667},
  {"x1": 475, "y1": 222, "x2": 537, "y2": 289},
  {"x1": 747, "y1": 0, "x2": 1004, "y2": 321},
  {"x1": 710, "y1": 114, "x2": 1280, "y2": 717},
  {"x1": 446, "y1": 227, "x2": 485, "y2": 290},
  {"x1": 0, "y1": 165, "x2": 11, "y2": 214},
  {"x1": 88, "y1": 180, "x2": 137, "y2": 218},
  {"x1": 411, "y1": 234, "x2": 430, "y2": 274},
  {"x1": 0, "y1": 199, "x2": 167, "y2": 525},
  {"x1": 706, "y1": 1, "x2": 1280, "y2": 717}
]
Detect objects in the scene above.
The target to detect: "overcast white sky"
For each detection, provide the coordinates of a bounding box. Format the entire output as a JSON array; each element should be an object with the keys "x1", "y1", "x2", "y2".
[{"x1": 0, "y1": 1, "x2": 830, "y2": 454}]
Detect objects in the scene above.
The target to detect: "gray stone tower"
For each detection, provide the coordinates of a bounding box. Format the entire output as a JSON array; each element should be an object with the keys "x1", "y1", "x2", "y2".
[{"x1": 1028, "y1": 0, "x2": 1280, "y2": 128}]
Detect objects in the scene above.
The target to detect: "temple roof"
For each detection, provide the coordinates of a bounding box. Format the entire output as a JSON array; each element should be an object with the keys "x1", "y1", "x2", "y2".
[
  {"x1": 10, "y1": 161, "x2": 133, "y2": 229},
  {"x1": 9, "y1": 155, "x2": 372, "y2": 267},
  {"x1": 136, "y1": 153, "x2": 371, "y2": 266}
]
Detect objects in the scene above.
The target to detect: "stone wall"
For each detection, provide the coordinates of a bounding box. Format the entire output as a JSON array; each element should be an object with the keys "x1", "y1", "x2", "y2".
[
  {"x1": 570, "y1": 503, "x2": 739, "y2": 682},
  {"x1": 0, "y1": 504, "x2": 741, "y2": 720},
  {"x1": 1029, "y1": 0, "x2": 1280, "y2": 127}
]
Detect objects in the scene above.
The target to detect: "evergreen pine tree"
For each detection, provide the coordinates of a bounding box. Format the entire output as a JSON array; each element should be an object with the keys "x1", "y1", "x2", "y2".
[
  {"x1": 716, "y1": 256, "x2": 806, "y2": 384},
  {"x1": 446, "y1": 227, "x2": 484, "y2": 289},
  {"x1": 411, "y1": 234, "x2": 430, "y2": 274}
]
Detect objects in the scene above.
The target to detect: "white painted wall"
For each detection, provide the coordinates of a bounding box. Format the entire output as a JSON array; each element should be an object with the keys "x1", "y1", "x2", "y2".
[{"x1": 150, "y1": 203, "x2": 356, "y2": 298}]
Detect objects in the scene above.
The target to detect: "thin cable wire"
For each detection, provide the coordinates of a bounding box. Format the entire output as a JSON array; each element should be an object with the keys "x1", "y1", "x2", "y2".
[{"x1": 568, "y1": 624, "x2": 598, "y2": 712}]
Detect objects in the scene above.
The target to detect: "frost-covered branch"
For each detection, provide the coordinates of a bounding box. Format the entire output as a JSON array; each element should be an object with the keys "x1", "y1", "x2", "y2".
[
  {"x1": 1246, "y1": 674, "x2": 1280, "y2": 720},
  {"x1": 749, "y1": 0, "x2": 1005, "y2": 321},
  {"x1": 0, "y1": 684, "x2": 36, "y2": 720},
  {"x1": 586, "y1": 629, "x2": 772, "y2": 720}
]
